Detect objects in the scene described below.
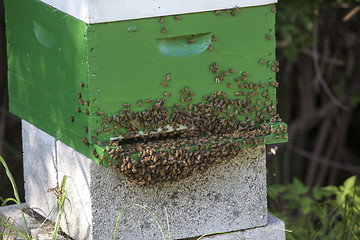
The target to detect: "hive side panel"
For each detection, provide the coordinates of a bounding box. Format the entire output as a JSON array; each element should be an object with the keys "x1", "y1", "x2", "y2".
[
  {"x1": 5, "y1": 0, "x2": 92, "y2": 156},
  {"x1": 85, "y1": 5, "x2": 283, "y2": 143}
]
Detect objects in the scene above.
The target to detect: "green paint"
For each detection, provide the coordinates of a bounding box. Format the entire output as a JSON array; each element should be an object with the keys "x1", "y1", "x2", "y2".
[{"x1": 5, "y1": 0, "x2": 285, "y2": 164}]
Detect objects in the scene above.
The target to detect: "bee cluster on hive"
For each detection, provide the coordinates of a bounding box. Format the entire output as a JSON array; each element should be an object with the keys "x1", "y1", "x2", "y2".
[
  {"x1": 90, "y1": 87, "x2": 286, "y2": 186},
  {"x1": 69, "y1": 6, "x2": 285, "y2": 186}
]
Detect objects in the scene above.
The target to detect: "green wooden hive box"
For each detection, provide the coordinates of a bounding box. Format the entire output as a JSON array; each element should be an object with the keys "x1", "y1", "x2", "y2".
[{"x1": 5, "y1": 0, "x2": 287, "y2": 185}]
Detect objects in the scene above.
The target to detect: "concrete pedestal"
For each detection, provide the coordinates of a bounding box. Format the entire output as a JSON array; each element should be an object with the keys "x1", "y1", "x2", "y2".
[
  {"x1": 21, "y1": 120, "x2": 285, "y2": 240},
  {"x1": 0, "y1": 205, "x2": 285, "y2": 240}
]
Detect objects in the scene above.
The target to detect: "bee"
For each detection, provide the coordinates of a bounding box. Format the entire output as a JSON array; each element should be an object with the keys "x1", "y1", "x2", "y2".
[
  {"x1": 215, "y1": 10, "x2": 220, "y2": 16},
  {"x1": 97, "y1": 141, "x2": 103, "y2": 146},
  {"x1": 275, "y1": 60, "x2": 279, "y2": 66},
  {"x1": 202, "y1": 96, "x2": 209, "y2": 101},
  {"x1": 269, "y1": 146, "x2": 278, "y2": 156},
  {"x1": 187, "y1": 39, "x2": 194, "y2": 44},
  {"x1": 263, "y1": 90, "x2": 268, "y2": 97},
  {"x1": 234, "y1": 78, "x2": 240, "y2": 83},
  {"x1": 77, "y1": 93, "x2": 82, "y2": 99},
  {"x1": 225, "y1": 9, "x2": 231, "y2": 13},
  {"x1": 84, "y1": 126, "x2": 88, "y2": 133},
  {"x1": 211, "y1": 35, "x2": 216, "y2": 42},
  {"x1": 92, "y1": 149, "x2": 97, "y2": 155},
  {"x1": 91, "y1": 135, "x2": 97, "y2": 141},
  {"x1": 229, "y1": 68, "x2": 235, "y2": 74},
  {"x1": 85, "y1": 100, "x2": 90, "y2": 106},
  {"x1": 163, "y1": 92, "x2": 171, "y2": 97},
  {"x1": 280, "y1": 124, "x2": 285, "y2": 131},
  {"x1": 272, "y1": 65, "x2": 276, "y2": 71},
  {"x1": 232, "y1": 6, "x2": 239, "y2": 16},
  {"x1": 259, "y1": 58, "x2": 265, "y2": 65},
  {"x1": 79, "y1": 99, "x2": 84, "y2": 105},
  {"x1": 271, "y1": 6, "x2": 276, "y2": 13},
  {"x1": 185, "y1": 86, "x2": 189, "y2": 92},
  {"x1": 82, "y1": 137, "x2": 89, "y2": 146},
  {"x1": 96, "y1": 129, "x2": 102, "y2": 135},
  {"x1": 97, "y1": 111, "x2": 104, "y2": 116},
  {"x1": 70, "y1": 116, "x2": 74, "y2": 122},
  {"x1": 76, "y1": 107, "x2": 81, "y2": 113},
  {"x1": 166, "y1": 73, "x2": 171, "y2": 81},
  {"x1": 84, "y1": 109, "x2": 89, "y2": 115},
  {"x1": 146, "y1": 99, "x2": 153, "y2": 103},
  {"x1": 137, "y1": 99, "x2": 143, "y2": 106},
  {"x1": 161, "y1": 81, "x2": 168, "y2": 87},
  {"x1": 174, "y1": 15, "x2": 181, "y2": 20},
  {"x1": 160, "y1": 16, "x2": 165, "y2": 24},
  {"x1": 260, "y1": 82, "x2": 265, "y2": 88},
  {"x1": 185, "y1": 97, "x2": 192, "y2": 102},
  {"x1": 162, "y1": 27, "x2": 166, "y2": 34},
  {"x1": 188, "y1": 92, "x2": 195, "y2": 97},
  {"x1": 215, "y1": 77, "x2": 220, "y2": 83},
  {"x1": 227, "y1": 83, "x2": 233, "y2": 89},
  {"x1": 208, "y1": 44, "x2": 212, "y2": 51},
  {"x1": 223, "y1": 71, "x2": 228, "y2": 76},
  {"x1": 242, "y1": 72, "x2": 248, "y2": 77},
  {"x1": 80, "y1": 82, "x2": 85, "y2": 87},
  {"x1": 241, "y1": 76, "x2": 246, "y2": 81},
  {"x1": 266, "y1": 33, "x2": 271, "y2": 40},
  {"x1": 257, "y1": 99, "x2": 261, "y2": 105},
  {"x1": 123, "y1": 103, "x2": 130, "y2": 108},
  {"x1": 283, "y1": 134, "x2": 288, "y2": 139}
]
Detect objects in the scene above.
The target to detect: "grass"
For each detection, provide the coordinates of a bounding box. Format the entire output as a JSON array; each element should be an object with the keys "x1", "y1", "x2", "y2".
[
  {"x1": 0, "y1": 155, "x2": 30, "y2": 239},
  {"x1": 0, "y1": 155, "x2": 68, "y2": 240}
]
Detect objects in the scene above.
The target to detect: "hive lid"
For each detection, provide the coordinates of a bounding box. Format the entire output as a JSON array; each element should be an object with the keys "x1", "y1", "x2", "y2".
[{"x1": 39, "y1": 0, "x2": 277, "y2": 24}]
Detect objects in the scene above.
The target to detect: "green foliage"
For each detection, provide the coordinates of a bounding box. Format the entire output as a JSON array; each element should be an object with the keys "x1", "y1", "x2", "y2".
[
  {"x1": 0, "y1": 155, "x2": 31, "y2": 239},
  {"x1": 52, "y1": 176, "x2": 67, "y2": 240},
  {"x1": 0, "y1": 155, "x2": 68, "y2": 239},
  {"x1": 276, "y1": 0, "x2": 321, "y2": 61},
  {"x1": 269, "y1": 176, "x2": 360, "y2": 240},
  {"x1": 277, "y1": 0, "x2": 360, "y2": 61}
]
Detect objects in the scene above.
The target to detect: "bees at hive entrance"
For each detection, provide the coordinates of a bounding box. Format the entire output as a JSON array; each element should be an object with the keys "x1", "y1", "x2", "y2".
[{"x1": 89, "y1": 84, "x2": 287, "y2": 186}]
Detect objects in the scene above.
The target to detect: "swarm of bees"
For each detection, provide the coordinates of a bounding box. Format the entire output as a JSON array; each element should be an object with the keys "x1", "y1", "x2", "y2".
[
  {"x1": 87, "y1": 85, "x2": 287, "y2": 186},
  {"x1": 72, "y1": 6, "x2": 284, "y2": 186}
]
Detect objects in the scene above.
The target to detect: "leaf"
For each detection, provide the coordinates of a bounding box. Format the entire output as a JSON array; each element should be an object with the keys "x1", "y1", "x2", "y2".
[
  {"x1": 300, "y1": 197, "x2": 313, "y2": 215},
  {"x1": 268, "y1": 184, "x2": 287, "y2": 199}
]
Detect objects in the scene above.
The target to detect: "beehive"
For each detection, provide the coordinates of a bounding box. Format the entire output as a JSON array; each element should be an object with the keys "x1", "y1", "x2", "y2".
[{"x1": 5, "y1": 0, "x2": 286, "y2": 185}]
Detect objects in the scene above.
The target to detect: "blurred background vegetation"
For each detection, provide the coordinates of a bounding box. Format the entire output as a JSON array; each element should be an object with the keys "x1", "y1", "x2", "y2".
[{"x1": 0, "y1": 0, "x2": 360, "y2": 238}]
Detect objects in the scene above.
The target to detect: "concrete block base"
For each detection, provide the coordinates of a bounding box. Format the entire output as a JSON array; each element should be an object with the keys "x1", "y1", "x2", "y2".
[
  {"x1": 22, "y1": 120, "x2": 272, "y2": 240},
  {"x1": 0, "y1": 205, "x2": 285, "y2": 240},
  {"x1": 186, "y1": 214, "x2": 285, "y2": 240}
]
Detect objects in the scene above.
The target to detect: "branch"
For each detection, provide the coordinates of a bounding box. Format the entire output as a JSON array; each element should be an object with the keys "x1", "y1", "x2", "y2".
[{"x1": 312, "y1": 18, "x2": 351, "y2": 111}]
